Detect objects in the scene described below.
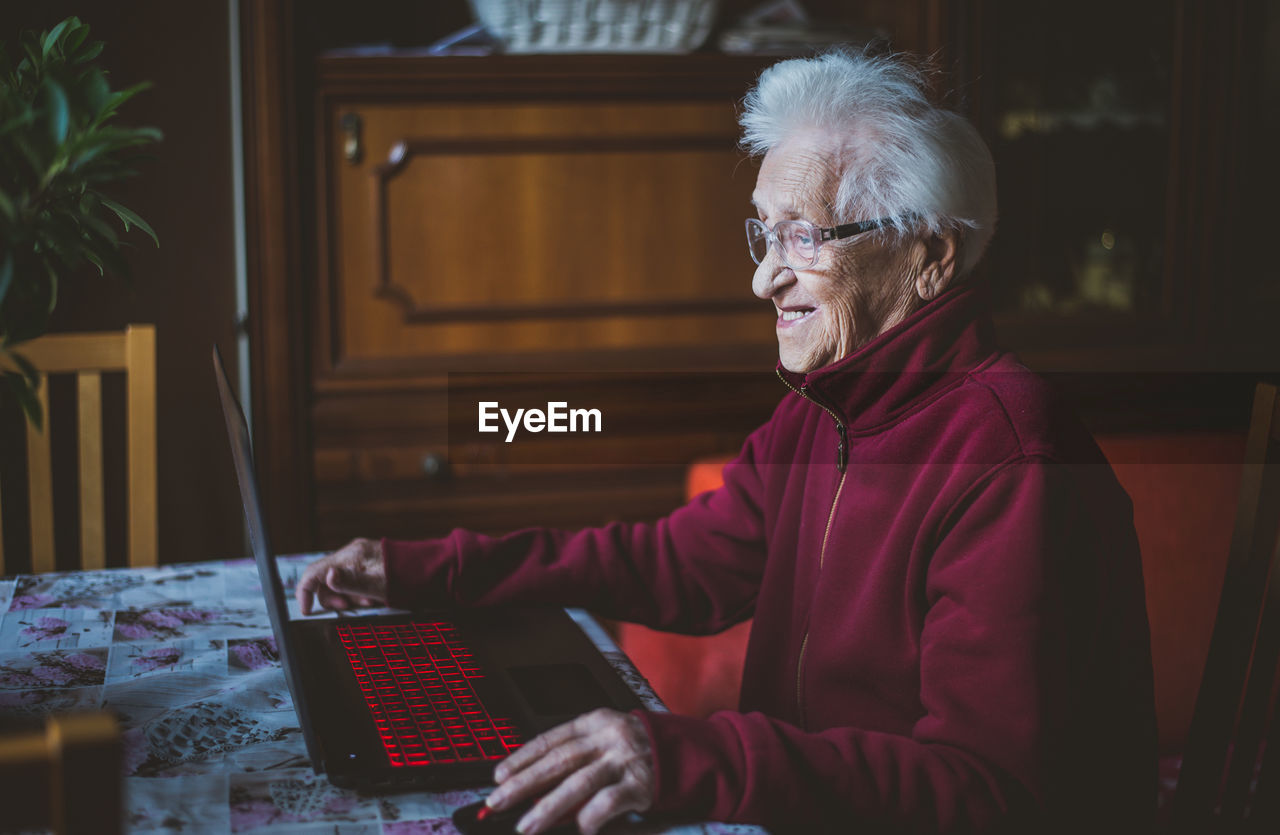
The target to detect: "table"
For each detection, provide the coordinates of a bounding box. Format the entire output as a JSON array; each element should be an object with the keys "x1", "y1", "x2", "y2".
[{"x1": 0, "y1": 556, "x2": 762, "y2": 834}]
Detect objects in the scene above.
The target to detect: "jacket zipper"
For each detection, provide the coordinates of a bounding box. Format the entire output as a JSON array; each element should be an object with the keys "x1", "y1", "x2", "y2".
[
  {"x1": 775, "y1": 370, "x2": 847, "y2": 473},
  {"x1": 818, "y1": 469, "x2": 848, "y2": 573},
  {"x1": 776, "y1": 369, "x2": 849, "y2": 723}
]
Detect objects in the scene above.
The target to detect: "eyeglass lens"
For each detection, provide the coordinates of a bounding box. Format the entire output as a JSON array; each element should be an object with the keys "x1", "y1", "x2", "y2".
[{"x1": 746, "y1": 219, "x2": 818, "y2": 269}]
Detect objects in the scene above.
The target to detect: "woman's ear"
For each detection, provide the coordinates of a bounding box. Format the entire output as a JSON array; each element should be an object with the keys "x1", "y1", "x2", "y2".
[{"x1": 914, "y1": 230, "x2": 960, "y2": 301}]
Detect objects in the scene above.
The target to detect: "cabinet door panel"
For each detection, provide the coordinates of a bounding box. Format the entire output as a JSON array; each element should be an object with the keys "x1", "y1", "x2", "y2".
[{"x1": 327, "y1": 102, "x2": 773, "y2": 374}]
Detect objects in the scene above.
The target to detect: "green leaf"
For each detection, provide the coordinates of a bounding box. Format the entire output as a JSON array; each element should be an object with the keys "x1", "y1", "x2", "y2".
[
  {"x1": 77, "y1": 154, "x2": 134, "y2": 177},
  {"x1": 100, "y1": 196, "x2": 158, "y2": 246},
  {"x1": 22, "y1": 38, "x2": 41, "y2": 71},
  {"x1": 80, "y1": 233, "x2": 128, "y2": 277},
  {"x1": 94, "y1": 81, "x2": 151, "y2": 121},
  {"x1": 84, "y1": 69, "x2": 111, "y2": 117},
  {"x1": 65, "y1": 21, "x2": 90, "y2": 55},
  {"x1": 41, "y1": 155, "x2": 67, "y2": 187},
  {"x1": 83, "y1": 247, "x2": 106, "y2": 276},
  {"x1": 7, "y1": 348, "x2": 39, "y2": 386},
  {"x1": 68, "y1": 140, "x2": 106, "y2": 172},
  {"x1": 5, "y1": 370, "x2": 43, "y2": 432},
  {"x1": 72, "y1": 40, "x2": 104, "y2": 65},
  {"x1": 0, "y1": 190, "x2": 14, "y2": 222},
  {"x1": 0, "y1": 253, "x2": 11, "y2": 307},
  {"x1": 84, "y1": 166, "x2": 140, "y2": 184},
  {"x1": 35, "y1": 215, "x2": 86, "y2": 268},
  {"x1": 43, "y1": 20, "x2": 71, "y2": 58},
  {"x1": 80, "y1": 124, "x2": 162, "y2": 153},
  {"x1": 78, "y1": 209, "x2": 120, "y2": 249},
  {"x1": 0, "y1": 109, "x2": 37, "y2": 139},
  {"x1": 41, "y1": 78, "x2": 70, "y2": 144},
  {"x1": 106, "y1": 126, "x2": 163, "y2": 147},
  {"x1": 78, "y1": 190, "x2": 101, "y2": 215}
]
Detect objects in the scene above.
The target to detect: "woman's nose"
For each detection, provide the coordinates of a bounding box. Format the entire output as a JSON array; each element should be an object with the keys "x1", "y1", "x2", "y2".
[{"x1": 752, "y1": 246, "x2": 792, "y2": 300}]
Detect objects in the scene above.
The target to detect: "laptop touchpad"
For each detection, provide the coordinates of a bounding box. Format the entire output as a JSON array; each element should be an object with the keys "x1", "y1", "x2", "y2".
[{"x1": 506, "y1": 664, "x2": 612, "y2": 716}]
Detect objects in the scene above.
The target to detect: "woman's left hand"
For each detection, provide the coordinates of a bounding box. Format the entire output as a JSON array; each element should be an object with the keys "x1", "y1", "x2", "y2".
[{"x1": 486, "y1": 708, "x2": 655, "y2": 835}]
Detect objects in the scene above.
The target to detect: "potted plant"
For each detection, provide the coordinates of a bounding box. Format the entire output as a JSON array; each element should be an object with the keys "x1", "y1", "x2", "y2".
[{"x1": 0, "y1": 16, "x2": 160, "y2": 429}]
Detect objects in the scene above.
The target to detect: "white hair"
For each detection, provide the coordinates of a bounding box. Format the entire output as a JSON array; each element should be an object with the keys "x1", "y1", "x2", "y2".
[{"x1": 740, "y1": 50, "x2": 997, "y2": 277}]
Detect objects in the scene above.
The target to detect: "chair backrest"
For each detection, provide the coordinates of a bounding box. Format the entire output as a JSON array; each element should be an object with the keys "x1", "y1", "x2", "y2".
[
  {"x1": 0, "y1": 711, "x2": 122, "y2": 834},
  {"x1": 1171, "y1": 381, "x2": 1280, "y2": 832},
  {"x1": 0, "y1": 324, "x2": 156, "y2": 574}
]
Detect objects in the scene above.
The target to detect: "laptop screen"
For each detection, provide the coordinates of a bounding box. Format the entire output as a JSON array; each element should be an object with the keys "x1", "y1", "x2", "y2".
[{"x1": 213, "y1": 345, "x2": 325, "y2": 767}]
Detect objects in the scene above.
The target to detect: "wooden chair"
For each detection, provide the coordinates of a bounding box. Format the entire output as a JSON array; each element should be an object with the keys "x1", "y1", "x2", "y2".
[
  {"x1": 0, "y1": 324, "x2": 157, "y2": 574},
  {"x1": 0, "y1": 712, "x2": 123, "y2": 834},
  {"x1": 1170, "y1": 381, "x2": 1280, "y2": 833}
]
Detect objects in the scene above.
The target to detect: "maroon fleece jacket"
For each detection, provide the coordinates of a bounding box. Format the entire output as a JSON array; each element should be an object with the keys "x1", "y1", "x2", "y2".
[{"x1": 384, "y1": 286, "x2": 1157, "y2": 833}]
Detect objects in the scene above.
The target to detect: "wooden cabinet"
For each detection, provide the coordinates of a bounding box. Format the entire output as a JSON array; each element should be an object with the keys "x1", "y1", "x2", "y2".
[
  {"x1": 308, "y1": 56, "x2": 784, "y2": 546},
  {"x1": 240, "y1": 2, "x2": 1273, "y2": 552}
]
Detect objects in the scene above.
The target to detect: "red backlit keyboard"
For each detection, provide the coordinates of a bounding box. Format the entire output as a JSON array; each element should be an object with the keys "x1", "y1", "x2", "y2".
[{"x1": 336, "y1": 621, "x2": 524, "y2": 767}]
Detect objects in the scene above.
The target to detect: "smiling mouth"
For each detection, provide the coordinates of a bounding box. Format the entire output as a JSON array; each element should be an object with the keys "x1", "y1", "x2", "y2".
[{"x1": 778, "y1": 308, "x2": 815, "y2": 322}]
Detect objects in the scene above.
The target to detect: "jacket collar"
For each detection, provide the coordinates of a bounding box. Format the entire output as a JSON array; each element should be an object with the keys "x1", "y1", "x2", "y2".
[{"x1": 777, "y1": 284, "x2": 998, "y2": 434}]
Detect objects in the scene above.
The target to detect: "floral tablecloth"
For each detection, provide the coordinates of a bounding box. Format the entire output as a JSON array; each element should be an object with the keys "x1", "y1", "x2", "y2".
[{"x1": 0, "y1": 556, "x2": 761, "y2": 834}]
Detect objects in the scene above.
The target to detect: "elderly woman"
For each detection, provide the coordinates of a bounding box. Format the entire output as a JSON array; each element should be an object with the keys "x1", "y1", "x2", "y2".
[{"x1": 298, "y1": 51, "x2": 1156, "y2": 833}]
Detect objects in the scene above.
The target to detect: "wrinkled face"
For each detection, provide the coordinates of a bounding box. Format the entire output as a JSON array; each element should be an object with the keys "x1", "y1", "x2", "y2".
[{"x1": 752, "y1": 135, "x2": 920, "y2": 374}]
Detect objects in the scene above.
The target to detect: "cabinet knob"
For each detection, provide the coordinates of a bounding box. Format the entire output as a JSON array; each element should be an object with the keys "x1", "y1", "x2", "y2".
[
  {"x1": 340, "y1": 112, "x2": 362, "y2": 164},
  {"x1": 421, "y1": 452, "x2": 449, "y2": 479}
]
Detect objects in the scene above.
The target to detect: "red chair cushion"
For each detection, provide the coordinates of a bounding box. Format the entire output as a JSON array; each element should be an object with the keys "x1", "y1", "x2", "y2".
[{"x1": 619, "y1": 456, "x2": 745, "y2": 717}]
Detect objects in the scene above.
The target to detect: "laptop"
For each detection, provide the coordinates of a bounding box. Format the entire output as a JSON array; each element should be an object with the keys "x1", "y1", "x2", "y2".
[{"x1": 213, "y1": 346, "x2": 642, "y2": 790}]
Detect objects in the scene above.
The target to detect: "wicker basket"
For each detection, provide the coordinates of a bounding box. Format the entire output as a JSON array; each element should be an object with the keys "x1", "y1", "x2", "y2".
[{"x1": 469, "y1": 0, "x2": 719, "y2": 53}]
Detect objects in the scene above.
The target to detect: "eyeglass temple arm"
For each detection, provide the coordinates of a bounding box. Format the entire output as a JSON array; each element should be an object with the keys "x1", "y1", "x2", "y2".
[{"x1": 824, "y1": 217, "x2": 896, "y2": 241}]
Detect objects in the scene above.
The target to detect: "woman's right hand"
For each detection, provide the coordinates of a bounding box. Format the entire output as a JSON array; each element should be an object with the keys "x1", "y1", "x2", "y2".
[{"x1": 295, "y1": 537, "x2": 388, "y2": 615}]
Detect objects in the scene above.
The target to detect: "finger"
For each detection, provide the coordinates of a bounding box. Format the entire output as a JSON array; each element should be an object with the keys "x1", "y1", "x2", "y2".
[
  {"x1": 518, "y1": 761, "x2": 612, "y2": 835},
  {"x1": 489, "y1": 737, "x2": 595, "y2": 811},
  {"x1": 325, "y1": 566, "x2": 357, "y2": 596},
  {"x1": 494, "y1": 714, "x2": 592, "y2": 783},
  {"x1": 295, "y1": 560, "x2": 330, "y2": 615},
  {"x1": 355, "y1": 596, "x2": 375, "y2": 608},
  {"x1": 297, "y1": 538, "x2": 363, "y2": 615},
  {"x1": 327, "y1": 564, "x2": 381, "y2": 602},
  {"x1": 577, "y1": 784, "x2": 644, "y2": 835},
  {"x1": 315, "y1": 587, "x2": 352, "y2": 611}
]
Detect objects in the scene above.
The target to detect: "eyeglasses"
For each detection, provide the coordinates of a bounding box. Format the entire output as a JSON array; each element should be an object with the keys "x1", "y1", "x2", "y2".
[{"x1": 745, "y1": 216, "x2": 895, "y2": 270}]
